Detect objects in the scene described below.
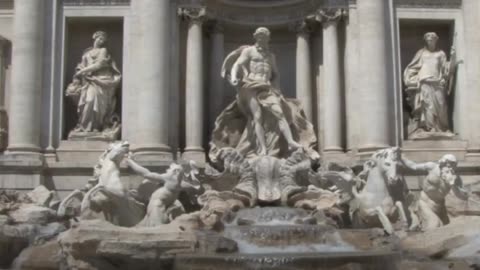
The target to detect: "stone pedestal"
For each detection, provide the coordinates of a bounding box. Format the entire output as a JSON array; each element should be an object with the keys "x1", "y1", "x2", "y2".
[
  {"x1": 181, "y1": 7, "x2": 206, "y2": 163},
  {"x1": 7, "y1": 0, "x2": 45, "y2": 158},
  {"x1": 133, "y1": 0, "x2": 172, "y2": 162},
  {"x1": 294, "y1": 21, "x2": 313, "y2": 120},
  {"x1": 402, "y1": 140, "x2": 468, "y2": 162}
]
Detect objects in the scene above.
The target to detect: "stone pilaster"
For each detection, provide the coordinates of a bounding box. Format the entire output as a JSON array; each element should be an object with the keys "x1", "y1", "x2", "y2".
[
  {"x1": 0, "y1": 39, "x2": 8, "y2": 151},
  {"x1": 7, "y1": 0, "x2": 45, "y2": 157},
  {"x1": 180, "y1": 7, "x2": 207, "y2": 163},
  {"x1": 318, "y1": 9, "x2": 344, "y2": 153},
  {"x1": 208, "y1": 21, "x2": 225, "y2": 132},
  {"x1": 133, "y1": 0, "x2": 172, "y2": 161},
  {"x1": 462, "y1": 0, "x2": 480, "y2": 154},
  {"x1": 292, "y1": 21, "x2": 313, "y2": 120},
  {"x1": 344, "y1": 5, "x2": 359, "y2": 152},
  {"x1": 355, "y1": 0, "x2": 392, "y2": 152}
]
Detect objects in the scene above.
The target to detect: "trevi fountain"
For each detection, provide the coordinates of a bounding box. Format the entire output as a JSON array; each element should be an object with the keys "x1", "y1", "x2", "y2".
[{"x1": 2, "y1": 0, "x2": 480, "y2": 269}]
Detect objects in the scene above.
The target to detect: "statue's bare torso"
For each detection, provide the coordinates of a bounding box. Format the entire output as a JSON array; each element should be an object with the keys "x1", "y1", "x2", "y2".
[{"x1": 245, "y1": 46, "x2": 274, "y2": 84}]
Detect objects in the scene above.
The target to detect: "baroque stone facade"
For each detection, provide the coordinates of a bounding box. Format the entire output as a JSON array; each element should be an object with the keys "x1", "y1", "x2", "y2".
[
  {"x1": 0, "y1": 0, "x2": 478, "y2": 199},
  {"x1": 3, "y1": 1, "x2": 480, "y2": 270}
]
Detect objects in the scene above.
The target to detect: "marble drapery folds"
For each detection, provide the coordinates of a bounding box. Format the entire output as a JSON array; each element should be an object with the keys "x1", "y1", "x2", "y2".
[
  {"x1": 66, "y1": 31, "x2": 122, "y2": 141},
  {"x1": 403, "y1": 33, "x2": 455, "y2": 139}
]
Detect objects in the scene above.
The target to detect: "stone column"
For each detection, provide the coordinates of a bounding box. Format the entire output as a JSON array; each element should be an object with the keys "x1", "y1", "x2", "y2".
[
  {"x1": 180, "y1": 7, "x2": 206, "y2": 163},
  {"x1": 344, "y1": 5, "x2": 359, "y2": 152},
  {"x1": 134, "y1": 0, "x2": 172, "y2": 161},
  {"x1": 208, "y1": 22, "x2": 224, "y2": 132},
  {"x1": 0, "y1": 39, "x2": 8, "y2": 151},
  {"x1": 7, "y1": 0, "x2": 45, "y2": 156},
  {"x1": 355, "y1": 0, "x2": 392, "y2": 151},
  {"x1": 293, "y1": 21, "x2": 313, "y2": 120},
  {"x1": 319, "y1": 9, "x2": 343, "y2": 153}
]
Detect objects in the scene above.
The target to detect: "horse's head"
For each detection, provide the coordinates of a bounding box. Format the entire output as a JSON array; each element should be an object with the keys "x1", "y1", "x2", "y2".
[
  {"x1": 371, "y1": 147, "x2": 402, "y2": 184},
  {"x1": 106, "y1": 141, "x2": 130, "y2": 163}
]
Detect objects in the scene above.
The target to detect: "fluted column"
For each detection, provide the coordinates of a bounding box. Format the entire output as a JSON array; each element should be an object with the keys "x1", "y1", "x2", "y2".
[
  {"x1": 208, "y1": 22, "x2": 224, "y2": 132},
  {"x1": 7, "y1": 0, "x2": 45, "y2": 156},
  {"x1": 356, "y1": 0, "x2": 392, "y2": 151},
  {"x1": 180, "y1": 7, "x2": 206, "y2": 163},
  {"x1": 319, "y1": 9, "x2": 343, "y2": 153},
  {"x1": 134, "y1": 0, "x2": 172, "y2": 160},
  {"x1": 293, "y1": 21, "x2": 313, "y2": 120}
]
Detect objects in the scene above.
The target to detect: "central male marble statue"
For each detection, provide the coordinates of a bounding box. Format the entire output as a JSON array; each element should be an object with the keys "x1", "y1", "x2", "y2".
[{"x1": 209, "y1": 27, "x2": 318, "y2": 162}]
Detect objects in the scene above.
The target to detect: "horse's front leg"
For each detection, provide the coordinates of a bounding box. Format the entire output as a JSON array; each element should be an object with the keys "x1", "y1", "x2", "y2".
[
  {"x1": 395, "y1": 201, "x2": 408, "y2": 230},
  {"x1": 374, "y1": 206, "x2": 393, "y2": 235}
]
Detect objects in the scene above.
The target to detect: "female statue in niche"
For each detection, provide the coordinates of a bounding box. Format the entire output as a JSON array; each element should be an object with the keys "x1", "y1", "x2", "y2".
[
  {"x1": 66, "y1": 30, "x2": 122, "y2": 141},
  {"x1": 403, "y1": 32, "x2": 456, "y2": 140}
]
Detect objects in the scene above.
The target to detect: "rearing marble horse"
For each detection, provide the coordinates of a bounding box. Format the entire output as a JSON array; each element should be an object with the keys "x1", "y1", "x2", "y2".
[{"x1": 349, "y1": 147, "x2": 408, "y2": 234}]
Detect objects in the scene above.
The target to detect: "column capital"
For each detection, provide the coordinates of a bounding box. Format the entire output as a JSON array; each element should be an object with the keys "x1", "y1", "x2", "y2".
[
  {"x1": 289, "y1": 20, "x2": 312, "y2": 37},
  {"x1": 314, "y1": 8, "x2": 346, "y2": 25},
  {"x1": 178, "y1": 6, "x2": 208, "y2": 25}
]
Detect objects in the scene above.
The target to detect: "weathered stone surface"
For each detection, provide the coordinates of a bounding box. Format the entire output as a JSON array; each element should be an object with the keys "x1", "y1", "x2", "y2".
[
  {"x1": 446, "y1": 179, "x2": 480, "y2": 217},
  {"x1": 0, "y1": 190, "x2": 32, "y2": 214},
  {"x1": 58, "y1": 213, "x2": 233, "y2": 270},
  {"x1": 0, "y1": 214, "x2": 11, "y2": 226},
  {"x1": 0, "y1": 225, "x2": 29, "y2": 268},
  {"x1": 26, "y1": 185, "x2": 54, "y2": 207},
  {"x1": 401, "y1": 216, "x2": 480, "y2": 258},
  {"x1": 0, "y1": 222, "x2": 66, "y2": 268},
  {"x1": 10, "y1": 240, "x2": 61, "y2": 270},
  {"x1": 9, "y1": 204, "x2": 57, "y2": 225},
  {"x1": 399, "y1": 259, "x2": 474, "y2": 270}
]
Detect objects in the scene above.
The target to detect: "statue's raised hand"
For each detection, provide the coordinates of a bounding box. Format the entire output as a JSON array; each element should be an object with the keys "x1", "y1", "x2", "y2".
[{"x1": 230, "y1": 77, "x2": 240, "y2": 87}]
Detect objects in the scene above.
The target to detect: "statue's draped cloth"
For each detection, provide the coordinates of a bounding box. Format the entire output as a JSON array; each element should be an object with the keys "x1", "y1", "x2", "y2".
[
  {"x1": 69, "y1": 48, "x2": 122, "y2": 131},
  {"x1": 209, "y1": 46, "x2": 317, "y2": 162},
  {"x1": 403, "y1": 48, "x2": 449, "y2": 134}
]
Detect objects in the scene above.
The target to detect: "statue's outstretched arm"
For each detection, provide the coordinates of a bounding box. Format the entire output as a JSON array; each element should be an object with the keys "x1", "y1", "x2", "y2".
[
  {"x1": 126, "y1": 158, "x2": 165, "y2": 184},
  {"x1": 401, "y1": 157, "x2": 435, "y2": 172}
]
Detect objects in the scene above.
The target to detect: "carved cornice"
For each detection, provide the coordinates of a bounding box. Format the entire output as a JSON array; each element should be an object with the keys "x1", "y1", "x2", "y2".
[
  {"x1": 178, "y1": 6, "x2": 208, "y2": 25},
  {"x1": 394, "y1": 0, "x2": 461, "y2": 9},
  {"x1": 62, "y1": 0, "x2": 130, "y2": 6}
]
